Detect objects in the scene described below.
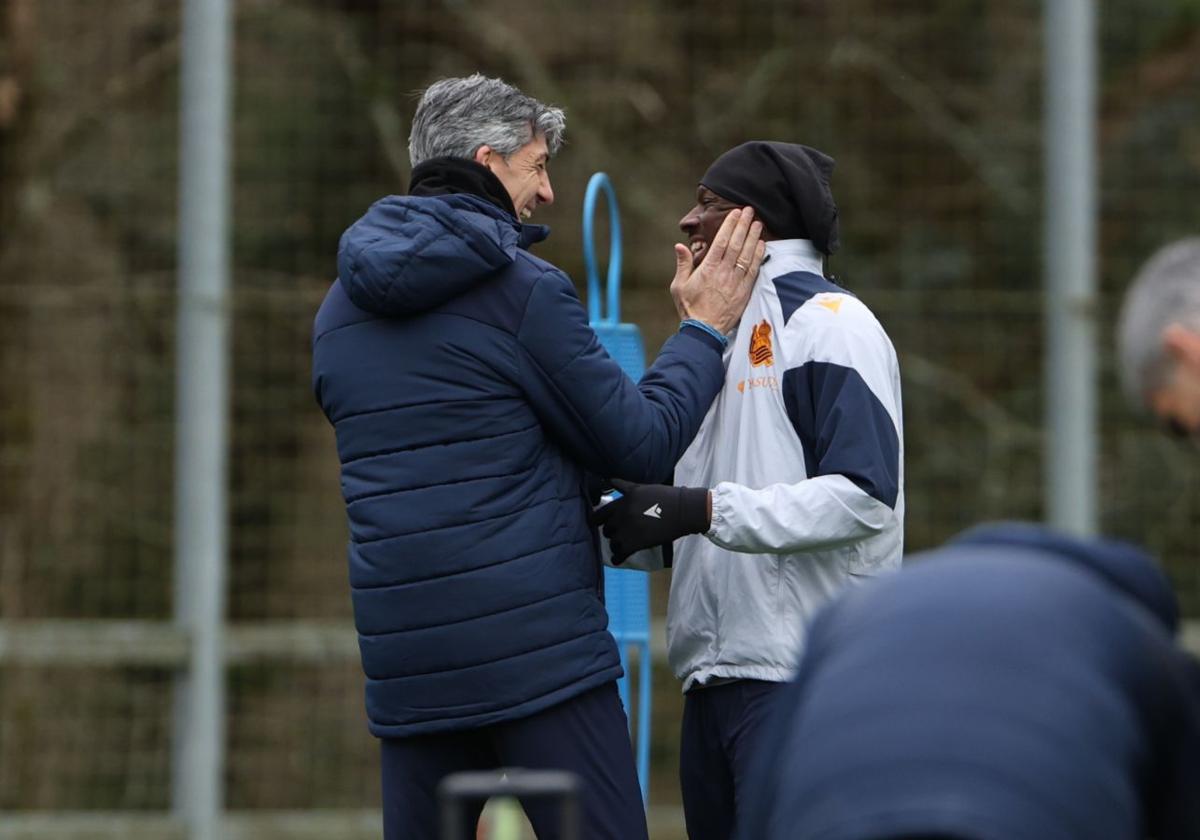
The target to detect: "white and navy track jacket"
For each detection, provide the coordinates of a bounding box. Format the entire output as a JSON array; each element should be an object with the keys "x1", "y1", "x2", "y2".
[{"x1": 666, "y1": 239, "x2": 904, "y2": 692}]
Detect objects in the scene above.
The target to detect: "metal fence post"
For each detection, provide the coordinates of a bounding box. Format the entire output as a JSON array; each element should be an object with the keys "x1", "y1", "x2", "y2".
[
  {"x1": 1043, "y1": 0, "x2": 1098, "y2": 536},
  {"x1": 172, "y1": 0, "x2": 234, "y2": 838}
]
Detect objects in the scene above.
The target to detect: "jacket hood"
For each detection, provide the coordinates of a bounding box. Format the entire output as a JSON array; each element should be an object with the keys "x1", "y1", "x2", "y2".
[
  {"x1": 336, "y1": 193, "x2": 549, "y2": 316},
  {"x1": 951, "y1": 522, "x2": 1179, "y2": 634}
]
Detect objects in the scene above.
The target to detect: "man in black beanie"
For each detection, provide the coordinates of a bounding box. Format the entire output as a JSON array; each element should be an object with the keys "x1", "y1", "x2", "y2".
[{"x1": 593, "y1": 141, "x2": 904, "y2": 840}]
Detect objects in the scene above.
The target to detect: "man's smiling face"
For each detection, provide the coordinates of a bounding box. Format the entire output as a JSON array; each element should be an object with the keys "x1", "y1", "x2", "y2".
[
  {"x1": 478, "y1": 133, "x2": 554, "y2": 220},
  {"x1": 679, "y1": 185, "x2": 742, "y2": 267}
]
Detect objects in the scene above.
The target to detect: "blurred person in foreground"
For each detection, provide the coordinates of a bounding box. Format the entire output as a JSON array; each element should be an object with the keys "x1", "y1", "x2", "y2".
[
  {"x1": 310, "y1": 74, "x2": 765, "y2": 840},
  {"x1": 1117, "y1": 238, "x2": 1200, "y2": 437},
  {"x1": 735, "y1": 523, "x2": 1200, "y2": 840},
  {"x1": 593, "y1": 141, "x2": 904, "y2": 840}
]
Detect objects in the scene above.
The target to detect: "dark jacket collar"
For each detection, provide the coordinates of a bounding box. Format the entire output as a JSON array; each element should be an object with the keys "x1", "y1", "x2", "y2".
[
  {"x1": 408, "y1": 157, "x2": 548, "y2": 249},
  {"x1": 409, "y1": 156, "x2": 517, "y2": 219}
]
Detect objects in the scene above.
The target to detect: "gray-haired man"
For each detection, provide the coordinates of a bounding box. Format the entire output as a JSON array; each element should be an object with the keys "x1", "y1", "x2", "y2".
[
  {"x1": 312, "y1": 74, "x2": 764, "y2": 839},
  {"x1": 1117, "y1": 238, "x2": 1200, "y2": 435}
]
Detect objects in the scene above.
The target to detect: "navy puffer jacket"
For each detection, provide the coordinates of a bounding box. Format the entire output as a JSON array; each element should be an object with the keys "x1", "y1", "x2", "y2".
[{"x1": 312, "y1": 192, "x2": 725, "y2": 737}]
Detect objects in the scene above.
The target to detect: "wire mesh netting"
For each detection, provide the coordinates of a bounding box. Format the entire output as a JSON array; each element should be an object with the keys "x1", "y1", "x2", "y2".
[{"x1": 3, "y1": 0, "x2": 1200, "y2": 834}]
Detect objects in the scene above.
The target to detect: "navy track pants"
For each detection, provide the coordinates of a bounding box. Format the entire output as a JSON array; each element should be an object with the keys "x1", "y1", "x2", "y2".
[
  {"x1": 380, "y1": 681, "x2": 648, "y2": 840},
  {"x1": 680, "y1": 679, "x2": 785, "y2": 840}
]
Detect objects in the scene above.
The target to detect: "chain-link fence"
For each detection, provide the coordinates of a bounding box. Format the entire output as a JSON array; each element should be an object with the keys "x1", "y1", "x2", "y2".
[{"x1": 3, "y1": 1, "x2": 1200, "y2": 837}]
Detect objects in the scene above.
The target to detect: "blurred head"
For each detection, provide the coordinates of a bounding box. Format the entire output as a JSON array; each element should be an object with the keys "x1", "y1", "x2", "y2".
[
  {"x1": 1117, "y1": 238, "x2": 1200, "y2": 438},
  {"x1": 408, "y1": 74, "x2": 563, "y2": 219},
  {"x1": 679, "y1": 141, "x2": 839, "y2": 268}
]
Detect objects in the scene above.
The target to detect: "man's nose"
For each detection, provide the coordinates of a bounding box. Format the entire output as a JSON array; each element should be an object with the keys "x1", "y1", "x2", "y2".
[
  {"x1": 679, "y1": 206, "x2": 700, "y2": 233},
  {"x1": 538, "y1": 173, "x2": 554, "y2": 206}
]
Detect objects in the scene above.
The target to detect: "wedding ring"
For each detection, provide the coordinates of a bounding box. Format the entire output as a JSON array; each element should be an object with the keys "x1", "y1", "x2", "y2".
[{"x1": 735, "y1": 261, "x2": 749, "y2": 271}]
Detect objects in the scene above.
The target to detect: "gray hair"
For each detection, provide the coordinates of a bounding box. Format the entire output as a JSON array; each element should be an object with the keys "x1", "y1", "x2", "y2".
[
  {"x1": 1116, "y1": 237, "x2": 1200, "y2": 408},
  {"x1": 408, "y1": 74, "x2": 565, "y2": 167}
]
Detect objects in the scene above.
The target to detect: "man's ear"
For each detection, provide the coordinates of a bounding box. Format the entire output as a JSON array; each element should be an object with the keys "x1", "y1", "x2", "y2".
[
  {"x1": 1162, "y1": 323, "x2": 1200, "y2": 372},
  {"x1": 473, "y1": 145, "x2": 494, "y2": 167}
]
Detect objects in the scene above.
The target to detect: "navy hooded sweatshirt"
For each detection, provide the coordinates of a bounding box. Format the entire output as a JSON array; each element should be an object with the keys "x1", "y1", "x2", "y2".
[
  {"x1": 737, "y1": 523, "x2": 1200, "y2": 840},
  {"x1": 312, "y1": 179, "x2": 726, "y2": 737}
]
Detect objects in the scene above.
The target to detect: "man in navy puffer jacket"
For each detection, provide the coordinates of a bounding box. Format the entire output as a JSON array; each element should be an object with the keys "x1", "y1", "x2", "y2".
[
  {"x1": 735, "y1": 523, "x2": 1200, "y2": 840},
  {"x1": 312, "y1": 74, "x2": 765, "y2": 840}
]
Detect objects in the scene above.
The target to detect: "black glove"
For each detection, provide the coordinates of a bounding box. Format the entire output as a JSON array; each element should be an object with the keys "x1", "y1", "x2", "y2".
[{"x1": 590, "y1": 478, "x2": 710, "y2": 564}]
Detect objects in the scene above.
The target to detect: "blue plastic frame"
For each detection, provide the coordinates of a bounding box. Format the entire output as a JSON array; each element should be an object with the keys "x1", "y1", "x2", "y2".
[
  {"x1": 582, "y1": 171, "x2": 652, "y2": 805},
  {"x1": 583, "y1": 172, "x2": 623, "y2": 324}
]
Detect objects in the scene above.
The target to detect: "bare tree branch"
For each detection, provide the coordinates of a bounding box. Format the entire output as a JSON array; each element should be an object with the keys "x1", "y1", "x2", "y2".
[
  {"x1": 328, "y1": 13, "x2": 410, "y2": 186},
  {"x1": 32, "y1": 35, "x2": 179, "y2": 174},
  {"x1": 831, "y1": 37, "x2": 1033, "y2": 214}
]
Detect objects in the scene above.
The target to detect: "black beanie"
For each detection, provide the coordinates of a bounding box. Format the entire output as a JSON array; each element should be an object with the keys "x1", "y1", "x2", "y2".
[{"x1": 699, "y1": 141, "x2": 840, "y2": 255}]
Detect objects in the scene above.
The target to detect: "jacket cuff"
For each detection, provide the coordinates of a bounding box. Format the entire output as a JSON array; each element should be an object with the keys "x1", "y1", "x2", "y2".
[
  {"x1": 706, "y1": 483, "x2": 730, "y2": 541},
  {"x1": 678, "y1": 322, "x2": 728, "y2": 354}
]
